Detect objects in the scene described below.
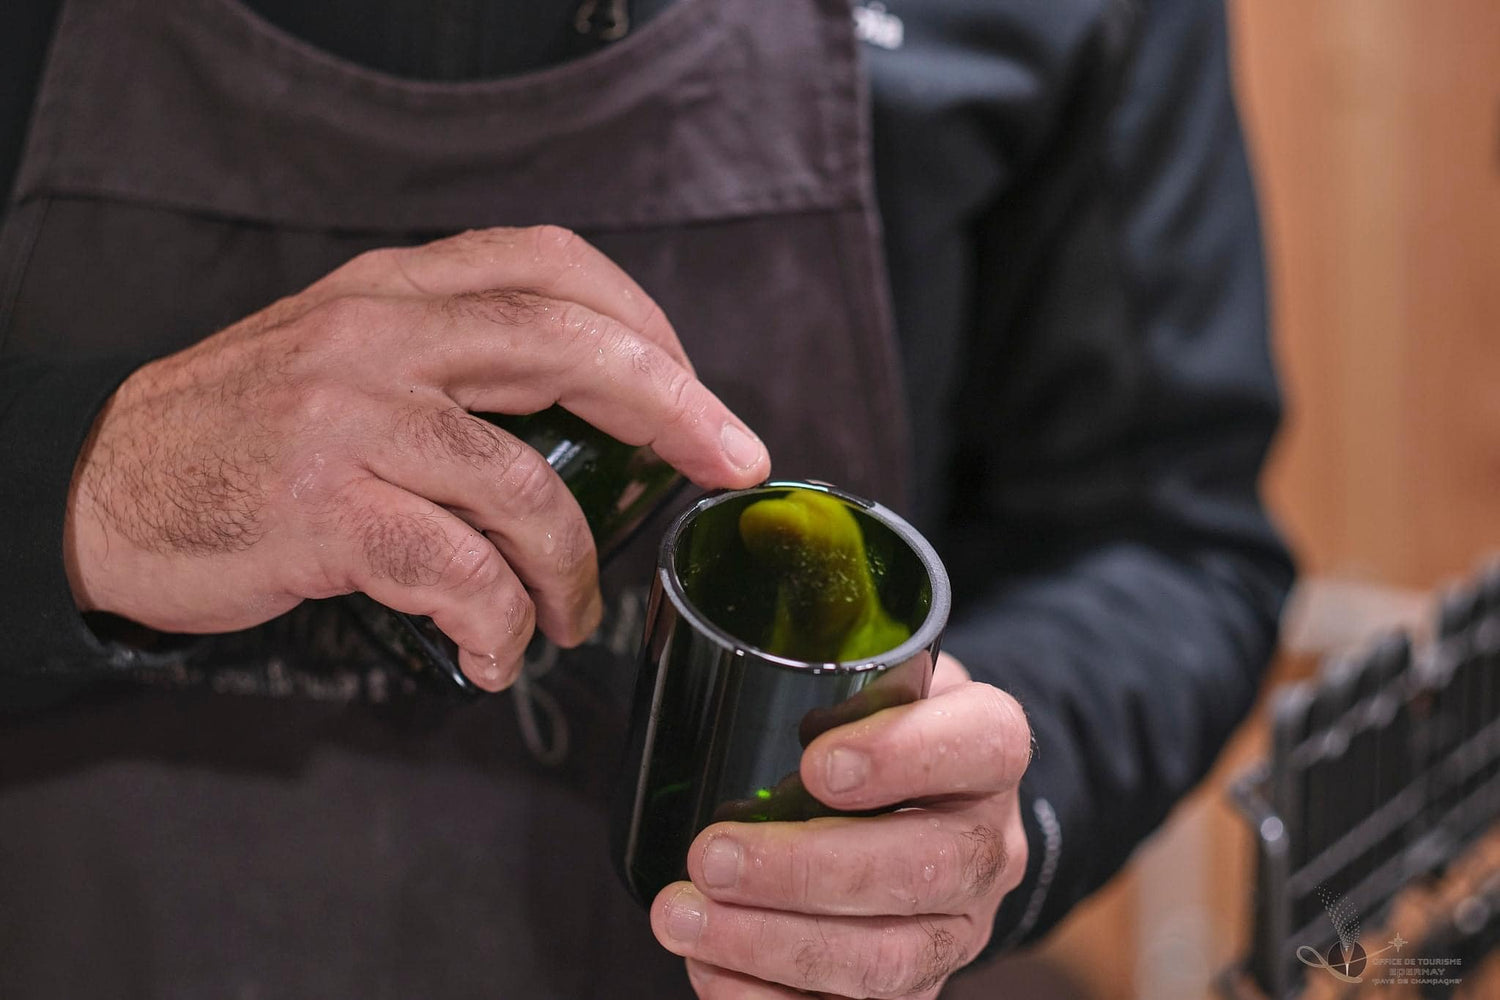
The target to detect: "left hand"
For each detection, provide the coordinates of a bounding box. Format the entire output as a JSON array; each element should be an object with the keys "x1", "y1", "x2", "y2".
[{"x1": 650, "y1": 653, "x2": 1033, "y2": 998}]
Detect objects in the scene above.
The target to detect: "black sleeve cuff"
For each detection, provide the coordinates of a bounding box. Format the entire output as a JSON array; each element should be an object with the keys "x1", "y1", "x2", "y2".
[{"x1": 1, "y1": 355, "x2": 146, "y2": 674}]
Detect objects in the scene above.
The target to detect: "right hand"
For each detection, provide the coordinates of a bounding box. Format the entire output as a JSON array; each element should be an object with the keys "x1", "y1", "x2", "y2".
[{"x1": 64, "y1": 226, "x2": 770, "y2": 690}]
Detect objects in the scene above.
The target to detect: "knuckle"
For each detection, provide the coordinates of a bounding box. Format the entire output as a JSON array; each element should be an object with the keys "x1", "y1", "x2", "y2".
[
  {"x1": 860, "y1": 936, "x2": 917, "y2": 998},
  {"x1": 438, "y1": 539, "x2": 503, "y2": 598},
  {"x1": 549, "y1": 301, "x2": 608, "y2": 345},
  {"x1": 289, "y1": 379, "x2": 357, "y2": 432},
  {"x1": 976, "y1": 684, "x2": 1031, "y2": 780},
  {"x1": 420, "y1": 406, "x2": 520, "y2": 468},
  {"x1": 443, "y1": 287, "x2": 547, "y2": 327},
  {"x1": 436, "y1": 228, "x2": 488, "y2": 253},
  {"x1": 555, "y1": 512, "x2": 597, "y2": 579},
  {"x1": 860, "y1": 924, "x2": 962, "y2": 999},
  {"x1": 528, "y1": 223, "x2": 584, "y2": 263},
  {"x1": 345, "y1": 245, "x2": 399, "y2": 277},
  {"x1": 501, "y1": 588, "x2": 537, "y2": 647},
  {"x1": 502, "y1": 447, "x2": 560, "y2": 519},
  {"x1": 463, "y1": 581, "x2": 537, "y2": 661},
  {"x1": 299, "y1": 294, "x2": 389, "y2": 361},
  {"x1": 659, "y1": 366, "x2": 696, "y2": 422},
  {"x1": 777, "y1": 837, "x2": 818, "y2": 909},
  {"x1": 597, "y1": 321, "x2": 680, "y2": 393},
  {"x1": 316, "y1": 247, "x2": 393, "y2": 295},
  {"x1": 348, "y1": 506, "x2": 453, "y2": 589},
  {"x1": 791, "y1": 933, "x2": 836, "y2": 993},
  {"x1": 605, "y1": 321, "x2": 652, "y2": 372},
  {"x1": 958, "y1": 823, "x2": 1007, "y2": 899},
  {"x1": 430, "y1": 227, "x2": 521, "y2": 259},
  {"x1": 977, "y1": 683, "x2": 1026, "y2": 736},
  {"x1": 909, "y1": 923, "x2": 964, "y2": 996},
  {"x1": 236, "y1": 294, "x2": 306, "y2": 339},
  {"x1": 314, "y1": 292, "x2": 382, "y2": 338}
]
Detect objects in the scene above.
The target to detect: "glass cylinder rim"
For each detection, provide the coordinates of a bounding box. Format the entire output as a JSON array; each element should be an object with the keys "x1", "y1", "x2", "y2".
[{"x1": 656, "y1": 479, "x2": 952, "y2": 674}]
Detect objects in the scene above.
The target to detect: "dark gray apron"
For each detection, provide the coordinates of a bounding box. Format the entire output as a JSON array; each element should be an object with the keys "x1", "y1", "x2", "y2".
[{"x1": 0, "y1": 0, "x2": 912, "y2": 996}]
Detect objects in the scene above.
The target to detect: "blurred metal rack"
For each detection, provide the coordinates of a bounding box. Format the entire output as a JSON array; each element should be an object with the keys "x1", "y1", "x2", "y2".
[{"x1": 1222, "y1": 562, "x2": 1500, "y2": 999}]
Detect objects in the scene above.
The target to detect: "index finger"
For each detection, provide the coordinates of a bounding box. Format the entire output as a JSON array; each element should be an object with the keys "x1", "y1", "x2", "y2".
[
  {"x1": 330, "y1": 226, "x2": 692, "y2": 370},
  {"x1": 799, "y1": 681, "x2": 1032, "y2": 811}
]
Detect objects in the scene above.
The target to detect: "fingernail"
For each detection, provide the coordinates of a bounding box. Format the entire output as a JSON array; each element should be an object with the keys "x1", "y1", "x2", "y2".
[
  {"x1": 826, "y1": 747, "x2": 869, "y2": 793},
  {"x1": 701, "y1": 836, "x2": 742, "y2": 889},
  {"x1": 466, "y1": 651, "x2": 516, "y2": 692},
  {"x1": 666, "y1": 887, "x2": 706, "y2": 943},
  {"x1": 720, "y1": 422, "x2": 765, "y2": 471},
  {"x1": 485, "y1": 667, "x2": 510, "y2": 692},
  {"x1": 477, "y1": 653, "x2": 503, "y2": 689}
]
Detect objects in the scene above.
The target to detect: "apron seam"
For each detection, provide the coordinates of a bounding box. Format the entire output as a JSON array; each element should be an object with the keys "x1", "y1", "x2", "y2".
[
  {"x1": 814, "y1": 0, "x2": 863, "y2": 195},
  {"x1": 814, "y1": 1, "x2": 914, "y2": 505},
  {"x1": 825, "y1": 210, "x2": 898, "y2": 499},
  {"x1": 0, "y1": 0, "x2": 85, "y2": 344},
  {"x1": 10, "y1": 0, "x2": 89, "y2": 206},
  {"x1": 0, "y1": 200, "x2": 50, "y2": 352},
  {"x1": 21, "y1": 183, "x2": 868, "y2": 237}
]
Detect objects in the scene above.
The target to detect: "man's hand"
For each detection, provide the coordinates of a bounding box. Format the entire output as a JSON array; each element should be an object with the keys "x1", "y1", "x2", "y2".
[
  {"x1": 650, "y1": 654, "x2": 1032, "y2": 998},
  {"x1": 64, "y1": 226, "x2": 769, "y2": 690}
]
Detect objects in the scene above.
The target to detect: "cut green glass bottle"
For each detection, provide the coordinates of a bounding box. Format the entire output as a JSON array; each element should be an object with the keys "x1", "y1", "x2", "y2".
[{"x1": 614, "y1": 482, "x2": 950, "y2": 906}]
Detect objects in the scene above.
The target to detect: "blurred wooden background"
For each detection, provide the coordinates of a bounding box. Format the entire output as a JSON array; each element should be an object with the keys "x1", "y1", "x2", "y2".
[{"x1": 953, "y1": 2, "x2": 1500, "y2": 997}]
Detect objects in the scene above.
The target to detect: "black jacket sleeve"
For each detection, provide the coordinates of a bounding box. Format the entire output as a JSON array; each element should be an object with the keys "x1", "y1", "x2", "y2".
[
  {"x1": 0, "y1": 356, "x2": 147, "y2": 675},
  {"x1": 938, "y1": 0, "x2": 1295, "y2": 949}
]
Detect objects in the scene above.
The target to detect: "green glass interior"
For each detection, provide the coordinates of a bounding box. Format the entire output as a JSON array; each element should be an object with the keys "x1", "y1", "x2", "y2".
[{"x1": 671, "y1": 486, "x2": 933, "y2": 664}]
